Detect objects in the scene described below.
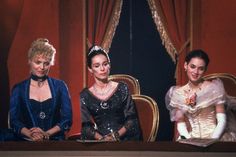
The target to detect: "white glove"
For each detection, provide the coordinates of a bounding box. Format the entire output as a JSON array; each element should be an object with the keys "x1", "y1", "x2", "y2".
[
  {"x1": 211, "y1": 113, "x2": 226, "y2": 139},
  {"x1": 177, "y1": 122, "x2": 191, "y2": 139}
]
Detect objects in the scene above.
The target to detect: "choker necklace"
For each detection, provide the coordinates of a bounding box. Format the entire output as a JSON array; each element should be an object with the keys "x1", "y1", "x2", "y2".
[{"x1": 31, "y1": 74, "x2": 48, "y2": 87}]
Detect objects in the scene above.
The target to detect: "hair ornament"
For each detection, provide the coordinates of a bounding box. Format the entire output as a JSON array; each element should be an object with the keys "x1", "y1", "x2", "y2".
[{"x1": 88, "y1": 45, "x2": 106, "y2": 56}]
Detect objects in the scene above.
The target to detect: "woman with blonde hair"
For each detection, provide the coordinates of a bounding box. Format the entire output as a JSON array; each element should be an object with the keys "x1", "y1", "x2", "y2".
[{"x1": 8, "y1": 38, "x2": 72, "y2": 141}]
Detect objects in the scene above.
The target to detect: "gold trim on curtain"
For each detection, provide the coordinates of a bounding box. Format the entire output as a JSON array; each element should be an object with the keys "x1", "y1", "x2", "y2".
[
  {"x1": 102, "y1": 0, "x2": 123, "y2": 52},
  {"x1": 147, "y1": 0, "x2": 177, "y2": 63}
]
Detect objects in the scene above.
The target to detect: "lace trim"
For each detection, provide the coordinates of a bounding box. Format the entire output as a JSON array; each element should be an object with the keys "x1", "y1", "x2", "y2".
[
  {"x1": 169, "y1": 79, "x2": 226, "y2": 115},
  {"x1": 102, "y1": 0, "x2": 123, "y2": 53},
  {"x1": 147, "y1": 0, "x2": 177, "y2": 63}
]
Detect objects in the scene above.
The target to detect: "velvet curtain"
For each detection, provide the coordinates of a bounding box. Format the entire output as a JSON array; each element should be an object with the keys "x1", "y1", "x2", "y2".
[
  {"x1": 86, "y1": 0, "x2": 123, "y2": 86},
  {"x1": 0, "y1": 0, "x2": 24, "y2": 128},
  {"x1": 147, "y1": 0, "x2": 190, "y2": 85},
  {"x1": 147, "y1": 0, "x2": 190, "y2": 140},
  {"x1": 192, "y1": 0, "x2": 236, "y2": 75}
]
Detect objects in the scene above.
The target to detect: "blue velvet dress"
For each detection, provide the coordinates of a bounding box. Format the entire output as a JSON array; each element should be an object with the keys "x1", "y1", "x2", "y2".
[
  {"x1": 80, "y1": 82, "x2": 142, "y2": 141},
  {"x1": 7, "y1": 77, "x2": 72, "y2": 141}
]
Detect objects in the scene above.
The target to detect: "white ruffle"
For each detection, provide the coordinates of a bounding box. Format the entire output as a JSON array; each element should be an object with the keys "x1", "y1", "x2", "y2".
[{"x1": 166, "y1": 78, "x2": 226, "y2": 121}]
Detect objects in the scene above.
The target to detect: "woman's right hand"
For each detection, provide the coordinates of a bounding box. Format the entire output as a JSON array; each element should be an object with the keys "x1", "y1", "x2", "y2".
[
  {"x1": 30, "y1": 127, "x2": 49, "y2": 141},
  {"x1": 30, "y1": 132, "x2": 44, "y2": 141},
  {"x1": 21, "y1": 127, "x2": 44, "y2": 141},
  {"x1": 94, "y1": 132, "x2": 114, "y2": 141}
]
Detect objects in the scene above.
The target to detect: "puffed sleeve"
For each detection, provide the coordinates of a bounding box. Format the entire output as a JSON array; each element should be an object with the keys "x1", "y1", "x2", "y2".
[
  {"x1": 197, "y1": 78, "x2": 226, "y2": 106},
  {"x1": 165, "y1": 86, "x2": 185, "y2": 122},
  {"x1": 80, "y1": 90, "x2": 96, "y2": 140}
]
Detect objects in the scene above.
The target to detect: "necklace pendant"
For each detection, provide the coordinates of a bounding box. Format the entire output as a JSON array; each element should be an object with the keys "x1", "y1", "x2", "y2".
[
  {"x1": 37, "y1": 81, "x2": 44, "y2": 87},
  {"x1": 39, "y1": 111, "x2": 46, "y2": 119},
  {"x1": 93, "y1": 81, "x2": 112, "y2": 96},
  {"x1": 100, "y1": 102, "x2": 109, "y2": 109}
]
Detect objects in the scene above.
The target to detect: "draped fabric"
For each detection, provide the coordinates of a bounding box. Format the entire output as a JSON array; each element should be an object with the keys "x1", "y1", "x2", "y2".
[
  {"x1": 87, "y1": 0, "x2": 123, "y2": 51},
  {"x1": 1, "y1": 0, "x2": 85, "y2": 136},
  {"x1": 147, "y1": 0, "x2": 190, "y2": 140},
  {"x1": 147, "y1": 0, "x2": 190, "y2": 85},
  {"x1": 86, "y1": 0, "x2": 123, "y2": 86},
  {"x1": 0, "y1": 0, "x2": 24, "y2": 128}
]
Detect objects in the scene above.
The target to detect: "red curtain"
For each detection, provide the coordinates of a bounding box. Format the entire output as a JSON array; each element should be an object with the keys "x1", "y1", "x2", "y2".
[
  {"x1": 193, "y1": 0, "x2": 236, "y2": 75},
  {"x1": 148, "y1": 0, "x2": 190, "y2": 85},
  {"x1": 148, "y1": 0, "x2": 190, "y2": 140},
  {"x1": 86, "y1": 0, "x2": 123, "y2": 86},
  {"x1": 0, "y1": 0, "x2": 24, "y2": 127}
]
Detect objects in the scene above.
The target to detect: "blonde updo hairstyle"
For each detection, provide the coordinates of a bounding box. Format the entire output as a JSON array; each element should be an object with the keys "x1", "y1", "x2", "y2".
[{"x1": 28, "y1": 38, "x2": 56, "y2": 65}]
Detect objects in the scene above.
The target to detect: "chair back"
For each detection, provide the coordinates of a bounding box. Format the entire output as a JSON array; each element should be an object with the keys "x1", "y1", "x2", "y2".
[
  {"x1": 132, "y1": 94, "x2": 159, "y2": 141},
  {"x1": 203, "y1": 73, "x2": 236, "y2": 97},
  {"x1": 108, "y1": 74, "x2": 141, "y2": 95}
]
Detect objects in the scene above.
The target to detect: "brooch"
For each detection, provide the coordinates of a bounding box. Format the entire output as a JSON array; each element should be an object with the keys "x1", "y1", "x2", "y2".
[{"x1": 185, "y1": 93, "x2": 197, "y2": 107}]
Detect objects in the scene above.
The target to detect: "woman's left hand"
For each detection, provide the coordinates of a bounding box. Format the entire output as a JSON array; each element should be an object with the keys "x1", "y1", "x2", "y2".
[
  {"x1": 103, "y1": 134, "x2": 115, "y2": 141},
  {"x1": 103, "y1": 131, "x2": 120, "y2": 141},
  {"x1": 30, "y1": 127, "x2": 50, "y2": 140}
]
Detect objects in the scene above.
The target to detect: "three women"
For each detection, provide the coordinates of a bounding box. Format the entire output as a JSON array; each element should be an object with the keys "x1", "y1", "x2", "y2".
[{"x1": 6, "y1": 40, "x2": 236, "y2": 142}]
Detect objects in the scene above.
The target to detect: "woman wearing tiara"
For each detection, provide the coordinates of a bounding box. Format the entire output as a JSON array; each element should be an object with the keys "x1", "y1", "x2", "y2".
[
  {"x1": 9, "y1": 38, "x2": 72, "y2": 141},
  {"x1": 80, "y1": 46, "x2": 142, "y2": 141}
]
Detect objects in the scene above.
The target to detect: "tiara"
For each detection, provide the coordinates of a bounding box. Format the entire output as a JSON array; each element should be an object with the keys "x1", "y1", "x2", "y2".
[{"x1": 88, "y1": 45, "x2": 106, "y2": 56}]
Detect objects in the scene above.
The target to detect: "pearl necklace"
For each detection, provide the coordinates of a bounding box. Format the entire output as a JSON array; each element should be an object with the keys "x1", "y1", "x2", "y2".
[{"x1": 93, "y1": 82, "x2": 112, "y2": 96}]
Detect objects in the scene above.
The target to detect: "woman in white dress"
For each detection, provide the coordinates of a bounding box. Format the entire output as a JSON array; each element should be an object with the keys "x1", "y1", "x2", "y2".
[{"x1": 165, "y1": 49, "x2": 236, "y2": 141}]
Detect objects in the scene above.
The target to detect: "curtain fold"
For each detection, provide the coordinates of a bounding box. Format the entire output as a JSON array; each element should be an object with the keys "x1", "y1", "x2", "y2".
[
  {"x1": 147, "y1": 0, "x2": 190, "y2": 140},
  {"x1": 86, "y1": 0, "x2": 123, "y2": 86},
  {"x1": 0, "y1": 0, "x2": 24, "y2": 128},
  {"x1": 87, "y1": 0, "x2": 123, "y2": 51},
  {"x1": 147, "y1": 0, "x2": 190, "y2": 85}
]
